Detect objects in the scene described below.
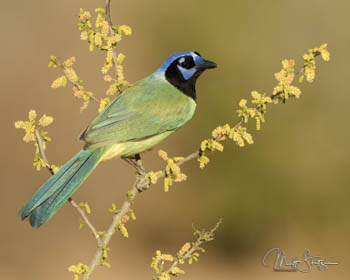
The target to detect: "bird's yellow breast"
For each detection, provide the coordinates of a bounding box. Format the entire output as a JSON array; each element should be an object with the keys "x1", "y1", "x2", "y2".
[{"x1": 101, "y1": 130, "x2": 174, "y2": 161}]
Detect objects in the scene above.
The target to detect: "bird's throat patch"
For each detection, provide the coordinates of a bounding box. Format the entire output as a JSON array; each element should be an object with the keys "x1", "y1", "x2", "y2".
[{"x1": 165, "y1": 60, "x2": 197, "y2": 101}]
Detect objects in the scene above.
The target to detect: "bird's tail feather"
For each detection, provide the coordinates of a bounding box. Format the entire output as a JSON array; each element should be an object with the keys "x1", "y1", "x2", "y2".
[{"x1": 20, "y1": 147, "x2": 106, "y2": 227}]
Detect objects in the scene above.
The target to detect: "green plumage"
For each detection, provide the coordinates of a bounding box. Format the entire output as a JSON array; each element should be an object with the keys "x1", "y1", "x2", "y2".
[
  {"x1": 81, "y1": 74, "x2": 196, "y2": 150},
  {"x1": 20, "y1": 148, "x2": 106, "y2": 227}
]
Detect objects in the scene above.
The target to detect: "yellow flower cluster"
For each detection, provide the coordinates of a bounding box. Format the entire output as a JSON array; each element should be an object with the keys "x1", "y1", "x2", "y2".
[
  {"x1": 119, "y1": 220, "x2": 129, "y2": 238},
  {"x1": 100, "y1": 247, "x2": 111, "y2": 268},
  {"x1": 51, "y1": 75, "x2": 67, "y2": 88},
  {"x1": 211, "y1": 123, "x2": 231, "y2": 139},
  {"x1": 273, "y1": 59, "x2": 302, "y2": 100},
  {"x1": 178, "y1": 242, "x2": 191, "y2": 258},
  {"x1": 128, "y1": 209, "x2": 136, "y2": 221},
  {"x1": 170, "y1": 267, "x2": 185, "y2": 276},
  {"x1": 200, "y1": 45, "x2": 329, "y2": 171},
  {"x1": 151, "y1": 221, "x2": 216, "y2": 280},
  {"x1": 49, "y1": 8, "x2": 134, "y2": 114},
  {"x1": 237, "y1": 98, "x2": 256, "y2": 123},
  {"x1": 198, "y1": 123, "x2": 254, "y2": 169},
  {"x1": 146, "y1": 170, "x2": 163, "y2": 185},
  {"x1": 158, "y1": 150, "x2": 187, "y2": 192},
  {"x1": 49, "y1": 56, "x2": 95, "y2": 112},
  {"x1": 198, "y1": 154, "x2": 210, "y2": 169},
  {"x1": 301, "y1": 43, "x2": 330, "y2": 83},
  {"x1": 236, "y1": 92, "x2": 272, "y2": 130},
  {"x1": 230, "y1": 126, "x2": 254, "y2": 147},
  {"x1": 68, "y1": 263, "x2": 89, "y2": 280},
  {"x1": 198, "y1": 138, "x2": 224, "y2": 169},
  {"x1": 78, "y1": 8, "x2": 132, "y2": 98},
  {"x1": 108, "y1": 203, "x2": 120, "y2": 214},
  {"x1": 14, "y1": 110, "x2": 54, "y2": 171},
  {"x1": 151, "y1": 250, "x2": 175, "y2": 277},
  {"x1": 73, "y1": 87, "x2": 92, "y2": 113},
  {"x1": 78, "y1": 202, "x2": 91, "y2": 214},
  {"x1": 98, "y1": 97, "x2": 110, "y2": 112}
]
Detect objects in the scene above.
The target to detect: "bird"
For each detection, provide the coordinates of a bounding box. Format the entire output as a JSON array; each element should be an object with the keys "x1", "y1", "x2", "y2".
[{"x1": 20, "y1": 51, "x2": 217, "y2": 227}]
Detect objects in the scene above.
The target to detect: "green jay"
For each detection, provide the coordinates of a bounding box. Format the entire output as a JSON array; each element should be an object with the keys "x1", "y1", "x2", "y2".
[{"x1": 20, "y1": 51, "x2": 217, "y2": 227}]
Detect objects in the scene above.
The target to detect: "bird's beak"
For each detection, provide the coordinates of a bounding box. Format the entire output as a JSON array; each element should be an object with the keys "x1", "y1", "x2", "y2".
[{"x1": 199, "y1": 59, "x2": 218, "y2": 70}]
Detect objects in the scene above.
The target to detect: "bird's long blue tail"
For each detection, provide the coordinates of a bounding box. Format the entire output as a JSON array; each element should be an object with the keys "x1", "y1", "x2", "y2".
[{"x1": 20, "y1": 147, "x2": 106, "y2": 227}]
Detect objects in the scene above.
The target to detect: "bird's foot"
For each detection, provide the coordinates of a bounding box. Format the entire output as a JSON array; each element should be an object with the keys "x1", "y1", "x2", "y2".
[
  {"x1": 135, "y1": 179, "x2": 147, "y2": 192},
  {"x1": 124, "y1": 154, "x2": 150, "y2": 192}
]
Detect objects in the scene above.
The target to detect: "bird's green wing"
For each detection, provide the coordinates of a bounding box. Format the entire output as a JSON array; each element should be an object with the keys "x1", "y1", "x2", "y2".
[{"x1": 81, "y1": 75, "x2": 196, "y2": 148}]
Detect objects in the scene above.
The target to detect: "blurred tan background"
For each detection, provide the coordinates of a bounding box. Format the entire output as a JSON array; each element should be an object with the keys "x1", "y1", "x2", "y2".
[{"x1": 1, "y1": 0, "x2": 349, "y2": 279}]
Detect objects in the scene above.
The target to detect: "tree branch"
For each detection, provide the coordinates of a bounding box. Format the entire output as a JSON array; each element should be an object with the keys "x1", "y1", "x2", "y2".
[
  {"x1": 68, "y1": 198, "x2": 103, "y2": 247},
  {"x1": 164, "y1": 219, "x2": 222, "y2": 276},
  {"x1": 132, "y1": 53, "x2": 323, "y2": 191},
  {"x1": 83, "y1": 176, "x2": 141, "y2": 280},
  {"x1": 71, "y1": 80, "x2": 100, "y2": 103},
  {"x1": 34, "y1": 129, "x2": 54, "y2": 175}
]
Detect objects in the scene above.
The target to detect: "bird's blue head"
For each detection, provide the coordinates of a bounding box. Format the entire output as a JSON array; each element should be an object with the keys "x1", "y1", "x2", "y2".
[{"x1": 156, "y1": 51, "x2": 217, "y2": 100}]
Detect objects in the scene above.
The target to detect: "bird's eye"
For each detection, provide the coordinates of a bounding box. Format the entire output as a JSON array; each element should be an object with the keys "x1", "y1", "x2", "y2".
[{"x1": 179, "y1": 56, "x2": 195, "y2": 69}]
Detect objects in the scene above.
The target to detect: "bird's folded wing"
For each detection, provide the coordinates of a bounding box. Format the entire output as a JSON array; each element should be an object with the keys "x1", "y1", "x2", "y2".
[{"x1": 80, "y1": 78, "x2": 195, "y2": 148}]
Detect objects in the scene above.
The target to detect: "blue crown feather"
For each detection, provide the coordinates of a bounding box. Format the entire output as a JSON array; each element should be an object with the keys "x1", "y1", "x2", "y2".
[{"x1": 156, "y1": 51, "x2": 203, "y2": 73}]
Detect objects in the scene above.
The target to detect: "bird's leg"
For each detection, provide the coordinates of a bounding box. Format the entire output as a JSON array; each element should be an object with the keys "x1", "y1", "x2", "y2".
[
  {"x1": 123, "y1": 157, "x2": 142, "y2": 173},
  {"x1": 123, "y1": 154, "x2": 149, "y2": 192},
  {"x1": 135, "y1": 154, "x2": 152, "y2": 191},
  {"x1": 134, "y1": 154, "x2": 144, "y2": 171}
]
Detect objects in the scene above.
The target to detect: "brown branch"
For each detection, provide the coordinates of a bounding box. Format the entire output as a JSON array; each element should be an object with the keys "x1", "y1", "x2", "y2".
[
  {"x1": 68, "y1": 198, "x2": 103, "y2": 247},
  {"x1": 83, "y1": 176, "x2": 140, "y2": 280},
  {"x1": 71, "y1": 80, "x2": 100, "y2": 103},
  {"x1": 34, "y1": 129, "x2": 54, "y2": 175},
  {"x1": 34, "y1": 129, "x2": 101, "y2": 244}
]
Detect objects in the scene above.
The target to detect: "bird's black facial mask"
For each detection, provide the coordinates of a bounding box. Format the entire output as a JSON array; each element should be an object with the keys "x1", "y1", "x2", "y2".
[{"x1": 165, "y1": 53, "x2": 217, "y2": 100}]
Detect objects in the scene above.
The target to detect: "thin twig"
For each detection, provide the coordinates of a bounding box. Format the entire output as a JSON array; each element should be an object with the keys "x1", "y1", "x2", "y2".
[
  {"x1": 34, "y1": 129, "x2": 101, "y2": 244},
  {"x1": 34, "y1": 129, "x2": 54, "y2": 175},
  {"x1": 164, "y1": 219, "x2": 223, "y2": 276},
  {"x1": 105, "y1": 0, "x2": 119, "y2": 80},
  {"x1": 68, "y1": 198, "x2": 103, "y2": 247},
  {"x1": 71, "y1": 80, "x2": 100, "y2": 103}
]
